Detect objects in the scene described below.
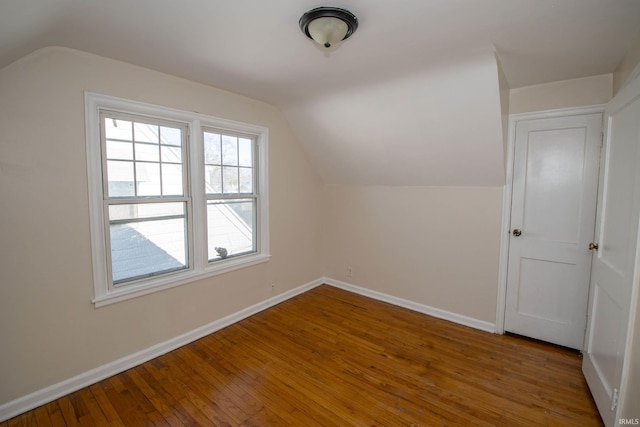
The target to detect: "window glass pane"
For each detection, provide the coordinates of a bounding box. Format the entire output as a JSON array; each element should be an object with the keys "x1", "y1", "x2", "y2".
[
  {"x1": 106, "y1": 140, "x2": 133, "y2": 160},
  {"x1": 134, "y1": 122, "x2": 159, "y2": 143},
  {"x1": 204, "y1": 132, "x2": 221, "y2": 164},
  {"x1": 205, "y1": 165, "x2": 222, "y2": 194},
  {"x1": 136, "y1": 162, "x2": 161, "y2": 196},
  {"x1": 110, "y1": 202, "x2": 185, "y2": 221},
  {"x1": 222, "y1": 166, "x2": 239, "y2": 194},
  {"x1": 222, "y1": 135, "x2": 238, "y2": 165},
  {"x1": 105, "y1": 119, "x2": 132, "y2": 141},
  {"x1": 161, "y1": 145, "x2": 182, "y2": 163},
  {"x1": 207, "y1": 199, "x2": 255, "y2": 261},
  {"x1": 160, "y1": 126, "x2": 182, "y2": 146},
  {"x1": 109, "y1": 202, "x2": 187, "y2": 283},
  {"x1": 238, "y1": 138, "x2": 253, "y2": 167},
  {"x1": 135, "y1": 142, "x2": 159, "y2": 162},
  {"x1": 239, "y1": 167, "x2": 253, "y2": 193},
  {"x1": 162, "y1": 164, "x2": 183, "y2": 196},
  {"x1": 107, "y1": 160, "x2": 135, "y2": 197}
]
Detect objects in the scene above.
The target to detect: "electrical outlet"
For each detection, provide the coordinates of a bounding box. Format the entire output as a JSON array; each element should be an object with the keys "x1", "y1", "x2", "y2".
[
  {"x1": 347, "y1": 266, "x2": 353, "y2": 277},
  {"x1": 270, "y1": 281, "x2": 276, "y2": 293}
]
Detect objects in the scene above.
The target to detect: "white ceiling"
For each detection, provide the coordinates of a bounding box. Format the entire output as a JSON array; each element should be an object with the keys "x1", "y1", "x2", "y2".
[{"x1": 2, "y1": 0, "x2": 640, "y2": 185}]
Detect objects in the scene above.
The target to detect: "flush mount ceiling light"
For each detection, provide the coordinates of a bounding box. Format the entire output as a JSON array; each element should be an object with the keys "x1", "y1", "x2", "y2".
[{"x1": 299, "y1": 6, "x2": 358, "y2": 48}]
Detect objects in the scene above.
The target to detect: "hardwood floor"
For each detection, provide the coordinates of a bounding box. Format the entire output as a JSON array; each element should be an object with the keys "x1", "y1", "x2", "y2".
[{"x1": 3, "y1": 285, "x2": 602, "y2": 426}]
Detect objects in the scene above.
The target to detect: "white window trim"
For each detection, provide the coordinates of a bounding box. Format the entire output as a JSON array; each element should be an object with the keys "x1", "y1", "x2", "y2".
[{"x1": 85, "y1": 92, "x2": 270, "y2": 307}]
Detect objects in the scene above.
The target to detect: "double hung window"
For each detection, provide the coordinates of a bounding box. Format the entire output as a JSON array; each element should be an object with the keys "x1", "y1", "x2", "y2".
[
  {"x1": 203, "y1": 130, "x2": 257, "y2": 262},
  {"x1": 85, "y1": 93, "x2": 269, "y2": 306},
  {"x1": 103, "y1": 113, "x2": 190, "y2": 284}
]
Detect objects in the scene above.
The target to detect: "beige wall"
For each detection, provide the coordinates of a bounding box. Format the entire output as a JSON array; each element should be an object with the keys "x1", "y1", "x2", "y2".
[
  {"x1": 0, "y1": 47, "x2": 324, "y2": 404},
  {"x1": 509, "y1": 74, "x2": 612, "y2": 114},
  {"x1": 322, "y1": 185, "x2": 503, "y2": 323}
]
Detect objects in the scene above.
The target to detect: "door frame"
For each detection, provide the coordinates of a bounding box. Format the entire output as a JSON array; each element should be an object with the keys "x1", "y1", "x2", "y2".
[{"x1": 496, "y1": 105, "x2": 606, "y2": 335}]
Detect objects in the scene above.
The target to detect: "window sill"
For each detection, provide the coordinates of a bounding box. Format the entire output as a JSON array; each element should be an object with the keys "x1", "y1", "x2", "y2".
[{"x1": 92, "y1": 253, "x2": 271, "y2": 308}]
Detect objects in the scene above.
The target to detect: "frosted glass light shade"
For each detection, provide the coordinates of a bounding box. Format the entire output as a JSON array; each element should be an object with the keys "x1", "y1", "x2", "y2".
[
  {"x1": 299, "y1": 6, "x2": 358, "y2": 49},
  {"x1": 308, "y1": 17, "x2": 348, "y2": 48}
]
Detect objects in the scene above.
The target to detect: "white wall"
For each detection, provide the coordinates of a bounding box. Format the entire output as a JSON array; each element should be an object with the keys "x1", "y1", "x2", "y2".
[
  {"x1": 496, "y1": 54, "x2": 510, "y2": 169},
  {"x1": 0, "y1": 47, "x2": 324, "y2": 405},
  {"x1": 614, "y1": 29, "x2": 640, "y2": 95},
  {"x1": 509, "y1": 74, "x2": 612, "y2": 114}
]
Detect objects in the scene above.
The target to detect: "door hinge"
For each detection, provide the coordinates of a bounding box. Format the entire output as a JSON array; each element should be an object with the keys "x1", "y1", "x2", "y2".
[{"x1": 611, "y1": 388, "x2": 619, "y2": 411}]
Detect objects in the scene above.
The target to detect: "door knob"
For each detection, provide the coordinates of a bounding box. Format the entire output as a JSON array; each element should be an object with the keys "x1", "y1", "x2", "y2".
[
  {"x1": 589, "y1": 242, "x2": 599, "y2": 251},
  {"x1": 512, "y1": 229, "x2": 522, "y2": 237}
]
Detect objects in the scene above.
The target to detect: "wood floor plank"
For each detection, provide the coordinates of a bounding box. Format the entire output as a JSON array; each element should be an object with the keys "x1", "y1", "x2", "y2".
[
  {"x1": 126, "y1": 365, "x2": 188, "y2": 427},
  {"x1": 260, "y1": 294, "x2": 509, "y2": 425},
  {"x1": 31, "y1": 405, "x2": 53, "y2": 427},
  {"x1": 44, "y1": 402, "x2": 67, "y2": 426},
  {"x1": 141, "y1": 358, "x2": 223, "y2": 426},
  {"x1": 5, "y1": 417, "x2": 21, "y2": 427},
  {"x1": 171, "y1": 347, "x2": 253, "y2": 425},
  {"x1": 3, "y1": 285, "x2": 603, "y2": 426},
  {"x1": 87, "y1": 383, "x2": 126, "y2": 427},
  {"x1": 238, "y1": 313, "x2": 454, "y2": 425},
  {"x1": 204, "y1": 330, "x2": 341, "y2": 426},
  {"x1": 167, "y1": 349, "x2": 248, "y2": 426},
  {"x1": 56, "y1": 396, "x2": 81, "y2": 427},
  {"x1": 18, "y1": 411, "x2": 37, "y2": 427}
]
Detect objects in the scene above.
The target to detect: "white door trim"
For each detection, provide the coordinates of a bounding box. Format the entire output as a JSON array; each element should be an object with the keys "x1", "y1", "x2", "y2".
[{"x1": 496, "y1": 104, "x2": 606, "y2": 334}]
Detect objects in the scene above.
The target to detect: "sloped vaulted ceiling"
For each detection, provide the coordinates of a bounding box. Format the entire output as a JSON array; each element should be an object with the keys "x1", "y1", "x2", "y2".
[
  {"x1": 2, "y1": 1, "x2": 640, "y2": 186},
  {"x1": 283, "y1": 50, "x2": 505, "y2": 186}
]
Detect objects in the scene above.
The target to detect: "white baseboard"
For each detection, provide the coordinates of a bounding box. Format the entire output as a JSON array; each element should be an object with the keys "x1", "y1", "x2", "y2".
[
  {"x1": 323, "y1": 277, "x2": 497, "y2": 334},
  {"x1": 1, "y1": 276, "x2": 496, "y2": 422},
  {"x1": 0, "y1": 278, "x2": 324, "y2": 423}
]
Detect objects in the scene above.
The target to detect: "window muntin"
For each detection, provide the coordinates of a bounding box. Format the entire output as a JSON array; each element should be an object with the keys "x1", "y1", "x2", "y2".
[
  {"x1": 204, "y1": 130, "x2": 258, "y2": 262},
  {"x1": 103, "y1": 117, "x2": 185, "y2": 198}
]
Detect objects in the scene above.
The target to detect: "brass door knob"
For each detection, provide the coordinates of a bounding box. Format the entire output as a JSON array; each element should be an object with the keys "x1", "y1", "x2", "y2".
[{"x1": 589, "y1": 242, "x2": 599, "y2": 251}]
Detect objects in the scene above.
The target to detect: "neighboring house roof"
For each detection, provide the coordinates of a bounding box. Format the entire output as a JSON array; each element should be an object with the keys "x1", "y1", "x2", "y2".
[{"x1": 111, "y1": 202, "x2": 252, "y2": 282}]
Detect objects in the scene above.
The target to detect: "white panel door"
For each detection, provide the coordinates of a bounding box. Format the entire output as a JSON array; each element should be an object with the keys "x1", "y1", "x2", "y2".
[
  {"x1": 583, "y1": 76, "x2": 640, "y2": 427},
  {"x1": 505, "y1": 113, "x2": 602, "y2": 349}
]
